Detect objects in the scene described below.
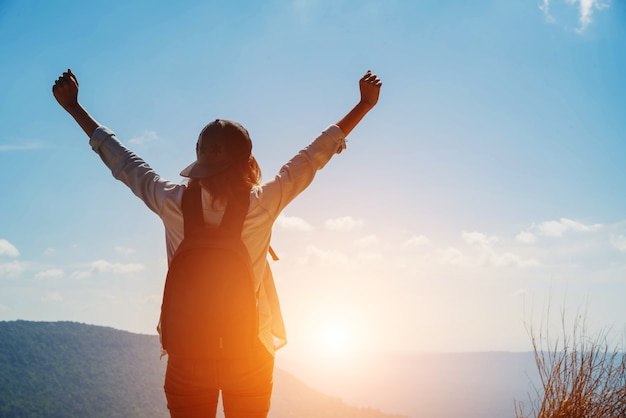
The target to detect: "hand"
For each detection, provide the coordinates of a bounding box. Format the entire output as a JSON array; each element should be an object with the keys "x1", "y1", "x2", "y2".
[
  {"x1": 51, "y1": 69, "x2": 99, "y2": 137},
  {"x1": 335, "y1": 70, "x2": 382, "y2": 137},
  {"x1": 52, "y1": 69, "x2": 79, "y2": 110},
  {"x1": 359, "y1": 70, "x2": 382, "y2": 109}
]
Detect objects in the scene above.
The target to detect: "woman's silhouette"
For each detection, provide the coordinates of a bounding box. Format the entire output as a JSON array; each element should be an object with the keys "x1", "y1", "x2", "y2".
[{"x1": 52, "y1": 68, "x2": 381, "y2": 418}]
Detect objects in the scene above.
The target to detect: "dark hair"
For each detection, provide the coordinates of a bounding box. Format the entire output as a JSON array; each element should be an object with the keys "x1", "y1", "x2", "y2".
[{"x1": 189, "y1": 155, "x2": 261, "y2": 209}]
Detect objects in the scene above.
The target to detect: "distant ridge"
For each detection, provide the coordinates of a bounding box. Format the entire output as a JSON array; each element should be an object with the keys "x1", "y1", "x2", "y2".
[
  {"x1": 277, "y1": 346, "x2": 541, "y2": 418},
  {"x1": 0, "y1": 320, "x2": 407, "y2": 418}
]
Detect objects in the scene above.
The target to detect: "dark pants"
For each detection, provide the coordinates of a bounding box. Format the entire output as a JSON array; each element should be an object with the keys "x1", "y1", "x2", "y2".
[{"x1": 164, "y1": 342, "x2": 274, "y2": 418}]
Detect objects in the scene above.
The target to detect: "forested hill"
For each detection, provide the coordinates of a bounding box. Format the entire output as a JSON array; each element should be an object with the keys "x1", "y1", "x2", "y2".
[
  {"x1": 0, "y1": 320, "x2": 407, "y2": 418},
  {"x1": 0, "y1": 321, "x2": 166, "y2": 417}
]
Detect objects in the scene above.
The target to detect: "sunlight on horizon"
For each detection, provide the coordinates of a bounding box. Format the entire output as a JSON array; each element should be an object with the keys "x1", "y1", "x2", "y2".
[
  {"x1": 308, "y1": 312, "x2": 360, "y2": 358},
  {"x1": 319, "y1": 321, "x2": 352, "y2": 355}
]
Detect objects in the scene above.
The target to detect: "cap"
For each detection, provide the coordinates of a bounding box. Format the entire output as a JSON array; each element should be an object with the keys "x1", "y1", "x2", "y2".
[{"x1": 180, "y1": 119, "x2": 252, "y2": 178}]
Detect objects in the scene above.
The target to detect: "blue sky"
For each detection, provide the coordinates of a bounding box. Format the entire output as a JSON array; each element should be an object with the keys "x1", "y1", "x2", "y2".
[{"x1": 0, "y1": 0, "x2": 625, "y2": 357}]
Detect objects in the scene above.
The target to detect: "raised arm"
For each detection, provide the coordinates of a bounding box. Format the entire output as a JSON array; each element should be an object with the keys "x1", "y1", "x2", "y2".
[
  {"x1": 52, "y1": 69, "x2": 99, "y2": 138},
  {"x1": 335, "y1": 70, "x2": 382, "y2": 137}
]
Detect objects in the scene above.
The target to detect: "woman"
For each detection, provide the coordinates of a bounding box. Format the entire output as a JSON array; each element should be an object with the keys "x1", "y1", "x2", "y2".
[{"x1": 52, "y1": 68, "x2": 381, "y2": 417}]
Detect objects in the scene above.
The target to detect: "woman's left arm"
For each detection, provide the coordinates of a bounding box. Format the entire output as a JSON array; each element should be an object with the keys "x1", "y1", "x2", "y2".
[{"x1": 52, "y1": 69, "x2": 100, "y2": 138}]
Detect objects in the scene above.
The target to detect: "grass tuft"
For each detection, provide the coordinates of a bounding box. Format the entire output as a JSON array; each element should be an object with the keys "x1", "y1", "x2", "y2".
[{"x1": 515, "y1": 307, "x2": 626, "y2": 418}]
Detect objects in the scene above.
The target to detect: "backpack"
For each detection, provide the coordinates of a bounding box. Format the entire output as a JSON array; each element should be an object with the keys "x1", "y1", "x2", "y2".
[{"x1": 159, "y1": 184, "x2": 258, "y2": 359}]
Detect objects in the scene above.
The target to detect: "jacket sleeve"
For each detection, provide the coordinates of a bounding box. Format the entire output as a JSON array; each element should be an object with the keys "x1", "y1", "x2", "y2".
[
  {"x1": 256, "y1": 124, "x2": 347, "y2": 218},
  {"x1": 89, "y1": 126, "x2": 183, "y2": 216}
]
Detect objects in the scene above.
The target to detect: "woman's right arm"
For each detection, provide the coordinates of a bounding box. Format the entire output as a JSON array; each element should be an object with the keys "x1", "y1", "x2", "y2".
[
  {"x1": 52, "y1": 69, "x2": 182, "y2": 216},
  {"x1": 335, "y1": 70, "x2": 382, "y2": 137}
]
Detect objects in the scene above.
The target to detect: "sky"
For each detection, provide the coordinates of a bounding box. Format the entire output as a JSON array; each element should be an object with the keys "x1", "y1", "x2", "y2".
[{"x1": 0, "y1": 0, "x2": 625, "y2": 359}]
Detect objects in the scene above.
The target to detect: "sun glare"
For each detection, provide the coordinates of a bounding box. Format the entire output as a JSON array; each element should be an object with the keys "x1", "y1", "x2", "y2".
[
  {"x1": 321, "y1": 324, "x2": 350, "y2": 353},
  {"x1": 294, "y1": 304, "x2": 368, "y2": 363},
  {"x1": 311, "y1": 314, "x2": 361, "y2": 359}
]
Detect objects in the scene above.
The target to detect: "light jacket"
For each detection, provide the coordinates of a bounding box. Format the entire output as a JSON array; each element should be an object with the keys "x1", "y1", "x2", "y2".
[{"x1": 89, "y1": 125, "x2": 347, "y2": 355}]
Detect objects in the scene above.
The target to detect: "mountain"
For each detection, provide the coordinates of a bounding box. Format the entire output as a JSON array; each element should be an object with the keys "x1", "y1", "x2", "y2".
[
  {"x1": 0, "y1": 321, "x2": 406, "y2": 418},
  {"x1": 278, "y1": 350, "x2": 541, "y2": 418}
]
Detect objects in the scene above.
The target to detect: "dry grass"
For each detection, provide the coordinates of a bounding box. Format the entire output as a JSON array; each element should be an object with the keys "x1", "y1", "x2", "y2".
[{"x1": 515, "y1": 309, "x2": 626, "y2": 418}]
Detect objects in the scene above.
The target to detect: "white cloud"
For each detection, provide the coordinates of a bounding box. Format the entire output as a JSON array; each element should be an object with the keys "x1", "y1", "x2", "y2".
[
  {"x1": 41, "y1": 292, "x2": 64, "y2": 302},
  {"x1": 114, "y1": 246, "x2": 136, "y2": 255},
  {"x1": 436, "y1": 231, "x2": 541, "y2": 268},
  {"x1": 487, "y1": 251, "x2": 541, "y2": 268},
  {"x1": 354, "y1": 235, "x2": 378, "y2": 249},
  {"x1": 541, "y1": 0, "x2": 610, "y2": 32},
  {"x1": 516, "y1": 231, "x2": 537, "y2": 244},
  {"x1": 299, "y1": 245, "x2": 348, "y2": 266},
  {"x1": 356, "y1": 252, "x2": 384, "y2": 264},
  {"x1": 128, "y1": 130, "x2": 158, "y2": 145},
  {"x1": 43, "y1": 247, "x2": 57, "y2": 256},
  {"x1": 566, "y1": 0, "x2": 610, "y2": 32},
  {"x1": 437, "y1": 247, "x2": 467, "y2": 267},
  {"x1": 0, "y1": 239, "x2": 19, "y2": 258},
  {"x1": 276, "y1": 215, "x2": 314, "y2": 232},
  {"x1": 538, "y1": 218, "x2": 603, "y2": 237},
  {"x1": 610, "y1": 235, "x2": 626, "y2": 252},
  {"x1": 402, "y1": 235, "x2": 431, "y2": 249},
  {"x1": 0, "y1": 261, "x2": 26, "y2": 277},
  {"x1": 325, "y1": 216, "x2": 364, "y2": 232},
  {"x1": 35, "y1": 269, "x2": 65, "y2": 279},
  {"x1": 292, "y1": 0, "x2": 317, "y2": 23},
  {"x1": 462, "y1": 231, "x2": 498, "y2": 246},
  {"x1": 539, "y1": 0, "x2": 556, "y2": 22},
  {"x1": 0, "y1": 143, "x2": 42, "y2": 152},
  {"x1": 71, "y1": 259, "x2": 145, "y2": 280}
]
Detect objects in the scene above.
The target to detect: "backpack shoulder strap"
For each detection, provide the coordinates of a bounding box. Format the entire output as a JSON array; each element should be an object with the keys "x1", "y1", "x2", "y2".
[
  {"x1": 182, "y1": 184, "x2": 204, "y2": 239},
  {"x1": 182, "y1": 184, "x2": 249, "y2": 239},
  {"x1": 219, "y1": 190, "x2": 249, "y2": 238}
]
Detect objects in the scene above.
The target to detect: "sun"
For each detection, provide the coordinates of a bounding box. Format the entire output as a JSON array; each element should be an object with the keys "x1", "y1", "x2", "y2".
[
  {"x1": 292, "y1": 304, "x2": 367, "y2": 362},
  {"x1": 312, "y1": 315, "x2": 360, "y2": 359},
  {"x1": 320, "y1": 323, "x2": 350, "y2": 354}
]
